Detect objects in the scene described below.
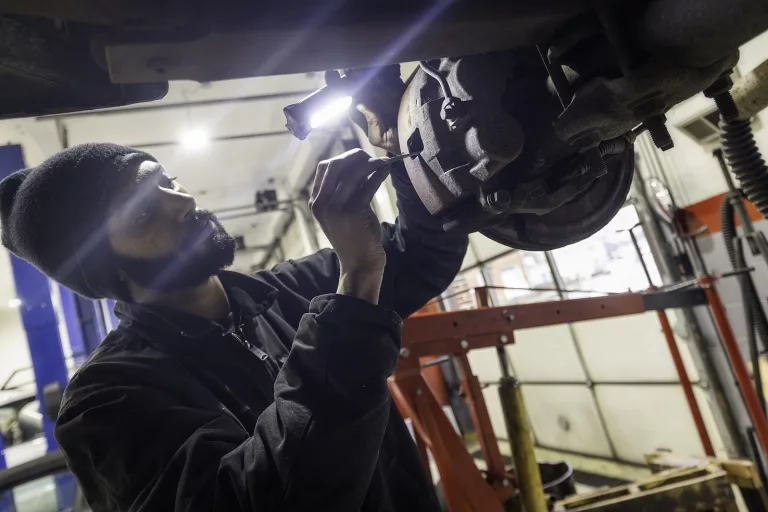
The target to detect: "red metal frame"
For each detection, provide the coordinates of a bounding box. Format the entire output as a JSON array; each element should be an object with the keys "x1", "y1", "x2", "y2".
[
  {"x1": 701, "y1": 276, "x2": 768, "y2": 459},
  {"x1": 388, "y1": 282, "x2": 748, "y2": 511}
]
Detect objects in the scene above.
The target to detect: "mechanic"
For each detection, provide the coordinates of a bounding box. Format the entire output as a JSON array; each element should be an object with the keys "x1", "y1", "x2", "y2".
[{"x1": 0, "y1": 105, "x2": 468, "y2": 509}]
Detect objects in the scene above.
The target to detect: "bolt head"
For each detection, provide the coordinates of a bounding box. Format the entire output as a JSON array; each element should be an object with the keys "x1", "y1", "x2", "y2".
[
  {"x1": 704, "y1": 75, "x2": 733, "y2": 98},
  {"x1": 460, "y1": 339, "x2": 469, "y2": 350},
  {"x1": 415, "y1": 387, "x2": 423, "y2": 396},
  {"x1": 630, "y1": 95, "x2": 666, "y2": 118},
  {"x1": 399, "y1": 348, "x2": 410, "y2": 358},
  {"x1": 500, "y1": 334, "x2": 509, "y2": 343}
]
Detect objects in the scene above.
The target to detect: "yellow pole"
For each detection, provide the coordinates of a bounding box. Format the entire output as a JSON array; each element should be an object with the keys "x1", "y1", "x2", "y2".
[{"x1": 498, "y1": 377, "x2": 548, "y2": 512}]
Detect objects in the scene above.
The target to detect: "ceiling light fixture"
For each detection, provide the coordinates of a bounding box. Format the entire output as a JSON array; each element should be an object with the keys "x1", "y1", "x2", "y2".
[
  {"x1": 8, "y1": 298, "x2": 22, "y2": 308},
  {"x1": 179, "y1": 128, "x2": 210, "y2": 150}
]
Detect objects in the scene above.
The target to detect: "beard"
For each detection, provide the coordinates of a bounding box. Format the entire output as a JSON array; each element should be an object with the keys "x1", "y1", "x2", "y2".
[{"x1": 117, "y1": 209, "x2": 235, "y2": 292}]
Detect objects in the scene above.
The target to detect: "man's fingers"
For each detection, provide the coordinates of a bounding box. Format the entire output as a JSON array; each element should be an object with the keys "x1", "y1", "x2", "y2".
[
  {"x1": 310, "y1": 160, "x2": 329, "y2": 201},
  {"x1": 355, "y1": 167, "x2": 390, "y2": 206},
  {"x1": 311, "y1": 149, "x2": 370, "y2": 211}
]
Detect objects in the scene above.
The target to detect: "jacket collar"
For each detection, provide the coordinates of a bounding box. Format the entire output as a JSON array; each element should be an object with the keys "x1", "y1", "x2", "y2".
[{"x1": 114, "y1": 271, "x2": 278, "y2": 338}]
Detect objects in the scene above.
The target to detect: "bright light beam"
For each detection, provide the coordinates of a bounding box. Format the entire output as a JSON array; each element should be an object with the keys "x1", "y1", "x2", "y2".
[
  {"x1": 179, "y1": 129, "x2": 211, "y2": 150},
  {"x1": 310, "y1": 96, "x2": 353, "y2": 129}
]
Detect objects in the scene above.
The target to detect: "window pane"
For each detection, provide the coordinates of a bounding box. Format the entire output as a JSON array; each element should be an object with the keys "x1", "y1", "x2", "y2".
[
  {"x1": 550, "y1": 205, "x2": 660, "y2": 297},
  {"x1": 440, "y1": 268, "x2": 486, "y2": 311},
  {"x1": 482, "y1": 251, "x2": 560, "y2": 305}
]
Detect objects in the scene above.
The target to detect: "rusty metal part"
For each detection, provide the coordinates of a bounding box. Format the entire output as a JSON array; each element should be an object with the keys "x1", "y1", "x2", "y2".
[
  {"x1": 398, "y1": 50, "x2": 636, "y2": 249},
  {"x1": 481, "y1": 145, "x2": 634, "y2": 251},
  {"x1": 733, "y1": 59, "x2": 768, "y2": 120},
  {"x1": 554, "y1": 52, "x2": 738, "y2": 149},
  {"x1": 397, "y1": 54, "x2": 524, "y2": 216},
  {"x1": 498, "y1": 377, "x2": 548, "y2": 512}
]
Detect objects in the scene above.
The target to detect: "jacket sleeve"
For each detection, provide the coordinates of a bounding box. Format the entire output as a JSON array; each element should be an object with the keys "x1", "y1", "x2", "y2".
[
  {"x1": 264, "y1": 162, "x2": 469, "y2": 318},
  {"x1": 54, "y1": 295, "x2": 401, "y2": 512}
]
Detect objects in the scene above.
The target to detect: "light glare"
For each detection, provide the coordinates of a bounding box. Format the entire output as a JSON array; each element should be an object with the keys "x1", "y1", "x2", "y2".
[
  {"x1": 310, "y1": 96, "x2": 353, "y2": 129},
  {"x1": 179, "y1": 129, "x2": 210, "y2": 150},
  {"x1": 8, "y1": 298, "x2": 21, "y2": 308}
]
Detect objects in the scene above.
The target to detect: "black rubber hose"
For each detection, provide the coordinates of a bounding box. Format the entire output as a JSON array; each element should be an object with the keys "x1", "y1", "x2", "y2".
[
  {"x1": 737, "y1": 236, "x2": 765, "y2": 414},
  {"x1": 720, "y1": 118, "x2": 768, "y2": 218},
  {"x1": 721, "y1": 194, "x2": 768, "y2": 412}
]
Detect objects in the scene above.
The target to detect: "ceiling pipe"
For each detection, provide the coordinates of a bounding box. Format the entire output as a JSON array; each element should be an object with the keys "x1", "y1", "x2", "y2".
[
  {"x1": 131, "y1": 130, "x2": 289, "y2": 150},
  {"x1": 733, "y1": 59, "x2": 768, "y2": 120},
  {"x1": 37, "y1": 89, "x2": 316, "y2": 120}
]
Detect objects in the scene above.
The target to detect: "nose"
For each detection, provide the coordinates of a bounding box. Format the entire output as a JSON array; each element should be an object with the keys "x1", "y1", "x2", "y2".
[
  {"x1": 162, "y1": 189, "x2": 197, "y2": 223},
  {"x1": 177, "y1": 194, "x2": 197, "y2": 222}
]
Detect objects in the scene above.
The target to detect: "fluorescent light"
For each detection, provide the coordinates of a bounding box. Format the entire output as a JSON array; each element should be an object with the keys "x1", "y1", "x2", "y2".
[
  {"x1": 179, "y1": 129, "x2": 210, "y2": 150},
  {"x1": 8, "y1": 298, "x2": 21, "y2": 308},
  {"x1": 310, "y1": 96, "x2": 353, "y2": 129}
]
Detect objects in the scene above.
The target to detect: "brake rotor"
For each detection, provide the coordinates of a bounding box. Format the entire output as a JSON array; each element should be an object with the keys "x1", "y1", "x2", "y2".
[{"x1": 481, "y1": 147, "x2": 634, "y2": 250}]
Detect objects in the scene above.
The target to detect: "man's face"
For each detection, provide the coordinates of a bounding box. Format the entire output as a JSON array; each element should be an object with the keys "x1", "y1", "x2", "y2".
[{"x1": 107, "y1": 158, "x2": 235, "y2": 292}]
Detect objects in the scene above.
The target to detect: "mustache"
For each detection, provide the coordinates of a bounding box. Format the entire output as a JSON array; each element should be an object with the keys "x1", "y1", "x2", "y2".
[{"x1": 187, "y1": 209, "x2": 217, "y2": 232}]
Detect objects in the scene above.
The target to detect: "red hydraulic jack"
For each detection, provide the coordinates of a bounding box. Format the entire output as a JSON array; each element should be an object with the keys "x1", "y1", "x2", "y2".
[{"x1": 389, "y1": 278, "x2": 739, "y2": 511}]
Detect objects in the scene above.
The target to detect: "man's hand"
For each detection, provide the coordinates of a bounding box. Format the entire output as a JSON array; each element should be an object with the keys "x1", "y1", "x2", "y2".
[
  {"x1": 309, "y1": 149, "x2": 389, "y2": 304},
  {"x1": 344, "y1": 67, "x2": 404, "y2": 154}
]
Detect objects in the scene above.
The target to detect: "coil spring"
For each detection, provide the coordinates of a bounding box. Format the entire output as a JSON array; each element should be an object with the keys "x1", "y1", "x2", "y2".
[{"x1": 720, "y1": 118, "x2": 768, "y2": 218}]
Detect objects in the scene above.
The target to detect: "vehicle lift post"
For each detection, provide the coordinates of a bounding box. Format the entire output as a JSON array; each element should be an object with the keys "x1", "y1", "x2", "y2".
[{"x1": 0, "y1": 145, "x2": 78, "y2": 511}]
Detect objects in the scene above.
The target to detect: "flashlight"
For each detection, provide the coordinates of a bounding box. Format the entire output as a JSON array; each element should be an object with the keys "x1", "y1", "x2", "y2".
[{"x1": 283, "y1": 84, "x2": 352, "y2": 140}]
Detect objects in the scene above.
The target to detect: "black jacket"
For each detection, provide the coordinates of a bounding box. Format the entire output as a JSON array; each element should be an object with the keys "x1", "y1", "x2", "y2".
[{"x1": 54, "y1": 166, "x2": 468, "y2": 511}]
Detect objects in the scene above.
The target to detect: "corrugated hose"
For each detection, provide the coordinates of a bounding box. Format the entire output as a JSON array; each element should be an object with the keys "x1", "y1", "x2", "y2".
[
  {"x1": 720, "y1": 118, "x2": 768, "y2": 218},
  {"x1": 721, "y1": 192, "x2": 768, "y2": 412}
]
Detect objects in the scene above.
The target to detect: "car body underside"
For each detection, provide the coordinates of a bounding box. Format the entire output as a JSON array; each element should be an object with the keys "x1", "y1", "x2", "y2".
[{"x1": 1, "y1": 0, "x2": 767, "y2": 249}]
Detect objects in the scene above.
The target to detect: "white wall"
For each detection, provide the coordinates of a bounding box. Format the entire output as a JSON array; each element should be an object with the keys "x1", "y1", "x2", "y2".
[{"x1": 664, "y1": 30, "x2": 768, "y2": 207}]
